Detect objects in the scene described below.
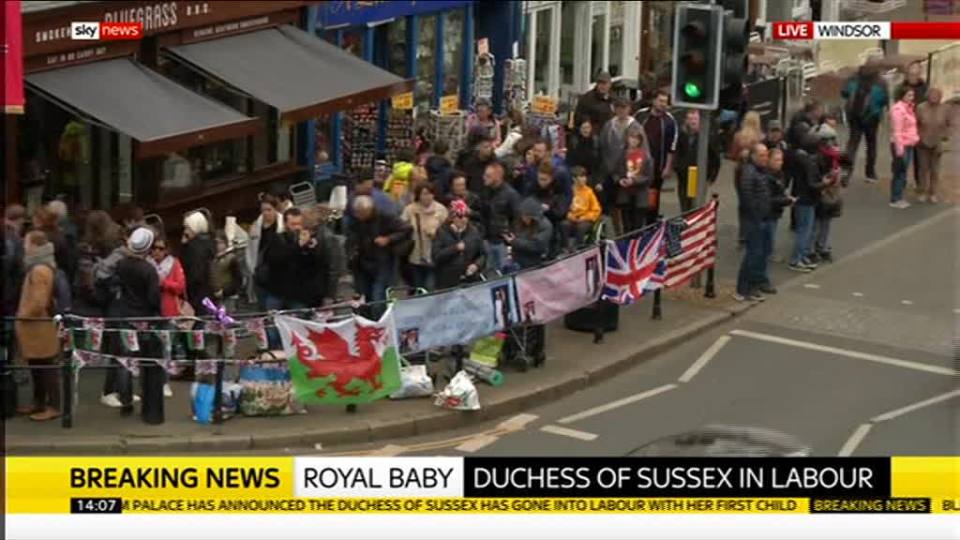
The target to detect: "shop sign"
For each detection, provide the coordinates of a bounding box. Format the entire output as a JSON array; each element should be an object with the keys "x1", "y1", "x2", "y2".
[
  {"x1": 440, "y1": 95, "x2": 460, "y2": 115},
  {"x1": 391, "y1": 91, "x2": 414, "y2": 110},
  {"x1": 530, "y1": 95, "x2": 558, "y2": 115},
  {"x1": 23, "y1": 1, "x2": 306, "y2": 59},
  {"x1": 317, "y1": 1, "x2": 473, "y2": 29}
]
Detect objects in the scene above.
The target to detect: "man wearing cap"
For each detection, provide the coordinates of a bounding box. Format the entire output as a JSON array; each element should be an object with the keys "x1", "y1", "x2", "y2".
[{"x1": 575, "y1": 71, "x2": 614, "y2": 134}]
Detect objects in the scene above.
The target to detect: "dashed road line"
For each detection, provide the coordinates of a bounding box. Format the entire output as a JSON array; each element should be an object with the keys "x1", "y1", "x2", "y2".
[
  {"x1": 901, "y1": 300, "x2": 914, "y2": 306},
  {"x1": 729, "y1": 330, "x2": 954, "y2": 376},
  {"x1": 455, "y1": 434, "x2": 502, "y2": 453},
  {"x1": 678, "y1": 336, "x2": 730, "y2": 383},
  {"x1": 852, "y1": 292, "x2": 864, "y2": 297},
  {"x1": 557, "y1": 384, "x2": 678, "y2": 425},
  {"x1": 870, "y1": 390, "x2": 960, "y2": 423},
  {"x1": 838, "y1": 424, "x2": 873, "y2": 457},
  {"x1": 803, "y1": 283, "x2": 821, "y2": 289},
  {"x1": 539, "y1": 425, "x2": 599, "y2": 442}
]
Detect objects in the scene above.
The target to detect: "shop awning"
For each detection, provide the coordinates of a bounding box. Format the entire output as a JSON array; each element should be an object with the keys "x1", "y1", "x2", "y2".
[
  {"x1": 26, "y1": 58, "x2": 260, "y2": 158},
  {"x1": 165, "y1": 25, "x2": 414, "y2": 124}
]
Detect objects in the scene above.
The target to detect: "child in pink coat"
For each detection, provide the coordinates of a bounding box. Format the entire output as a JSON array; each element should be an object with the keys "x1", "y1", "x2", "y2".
[{"x1": 889, "y1": 88, "x2": 920, "y2": 208}]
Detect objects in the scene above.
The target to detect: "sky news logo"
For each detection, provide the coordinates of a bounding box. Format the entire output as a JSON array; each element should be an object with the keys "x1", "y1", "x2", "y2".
[{"x1": 70, "y1": 22, "x2": 144, "y2": 41}]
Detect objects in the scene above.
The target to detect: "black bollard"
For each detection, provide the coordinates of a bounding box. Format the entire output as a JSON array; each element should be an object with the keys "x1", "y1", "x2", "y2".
[
  {"x1": 140, "y1": 362, "x2": 164, "y2": 425},
  {"x1": 346, "y1": 404, "x2": 357, "y2": 413},
  {"x1": 652, "y1": 289, "x2": 662, "y2": 320},
  {"x1": 213, "y1": 360, "x2": 225, "y2": 424},
  {"x1": 61, "y1": 354, "x2": 73, "y2": 429}
]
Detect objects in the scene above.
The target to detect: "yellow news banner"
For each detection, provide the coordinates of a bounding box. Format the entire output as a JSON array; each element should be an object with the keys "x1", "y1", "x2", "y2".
[{"x1": 5, "y1": 456, "x2": 958, "y2": 514}]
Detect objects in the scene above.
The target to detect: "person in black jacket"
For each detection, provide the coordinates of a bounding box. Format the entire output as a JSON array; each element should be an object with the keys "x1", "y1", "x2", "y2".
[
  {"x1": 180, "y1": 211, "x2": 216, "y2": 314},
  {"x1": 432, "y1": 200, "x2": 486, "y2": 290},
  {"x1": 788, "y1": 132, "x2": 828, "y2": 273},
  {"x1": 566, "y1": 119, "x2": 602, "y2": 186},
  {"x1": 759, "y1": 148, "x2": 795, "y2": 291},
  {"x1": 674, "y1": 109, "x2": 721, "y2": 212},
  {"x1": 735, "y1": 145, "x2": 772, "y2": 302},
  {"x1": 268, "y1": 208, "x2": 327, "y2": 309},
  {"x1": 102, "y1": 227, "x2": 163, "y2": 420},
  {"x1": 574, "y1": 71, "x2": 614, "y2": 134},
  {"x1": 346, "y1": 196, "x2": 412, "y2": 309},
  {"x1": 504, "y1": 198, "x2": 553, "y2": 367},
  {"x1": 532, "y1": 161, "x2": 570, "y2": 256},
  {"x1": 482, "y1": 162, "x2": 522, "y2": 272},
  {"x1": 425, "y1": 139, "x2": 453, "y2": 197},
  {"x1": 456, "y1": 132, "x2": 497, "y2": 194}
]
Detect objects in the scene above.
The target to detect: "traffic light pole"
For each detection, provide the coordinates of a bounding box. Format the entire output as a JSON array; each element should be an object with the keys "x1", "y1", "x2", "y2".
[{"x1": 695, "y1": 112, "x2": 711, "y2": 207}]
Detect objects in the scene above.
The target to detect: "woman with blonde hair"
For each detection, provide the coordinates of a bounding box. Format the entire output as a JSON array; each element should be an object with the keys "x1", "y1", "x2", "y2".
[{"x1": 733, "y1": 111, "x2": 764, "y2": 249}]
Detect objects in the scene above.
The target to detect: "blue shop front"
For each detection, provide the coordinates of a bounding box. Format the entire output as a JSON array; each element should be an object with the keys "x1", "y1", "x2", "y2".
[{"x1": 311, "y1": 1, "x2": 479, "y2": 174}]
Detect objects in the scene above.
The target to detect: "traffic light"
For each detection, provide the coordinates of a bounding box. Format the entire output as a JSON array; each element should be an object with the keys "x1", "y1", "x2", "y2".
[
  {"x1": 718, "y1": 6, "x2": 752, "y2": 109},
  {"x1": 670, "y1": 4, "x2": 723, "y2": 110}
]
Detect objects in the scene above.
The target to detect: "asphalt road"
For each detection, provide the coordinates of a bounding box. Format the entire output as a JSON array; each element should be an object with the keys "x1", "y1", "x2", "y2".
[{"x1": 316, "y1": 205, "x2": 958, "y2": 458}]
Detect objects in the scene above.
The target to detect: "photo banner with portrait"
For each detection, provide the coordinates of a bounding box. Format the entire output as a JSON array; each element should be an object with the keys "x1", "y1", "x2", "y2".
[
  {"x1": 393, "y1": 277, "x2": 520, "y2": 355},
  {"x1": 514, "y1": 247, "x2": 603, "y2": 325}
]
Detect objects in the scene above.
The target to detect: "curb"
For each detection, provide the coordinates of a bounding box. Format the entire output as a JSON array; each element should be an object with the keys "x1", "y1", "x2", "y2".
[{"x1": 8, "y1": 301, "x2": 755, "y2": 454}]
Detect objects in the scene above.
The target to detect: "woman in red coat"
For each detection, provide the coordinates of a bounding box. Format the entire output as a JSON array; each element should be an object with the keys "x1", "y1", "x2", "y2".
[
  {"x1": 149, "y1": 238, "x2": 186, "y2": 317},
  {"x1": 148, "y1": 237, "x2": 184, "y2": 398}
]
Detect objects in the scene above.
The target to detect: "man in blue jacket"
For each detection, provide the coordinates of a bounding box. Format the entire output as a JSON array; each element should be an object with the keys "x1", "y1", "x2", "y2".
[{"x1": 842, "y1": 65, "x2": 888, "y2": 183}]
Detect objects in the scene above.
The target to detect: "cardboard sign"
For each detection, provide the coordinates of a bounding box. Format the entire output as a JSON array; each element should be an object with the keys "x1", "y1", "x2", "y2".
[
  {"x1": 531, "y1": 95, "x2": 558, "y2": 115},
  {"x1": 440, "y1": 94, "x2": 460, "y2": 115},
  {"x1": 391, "y1": 91, "x2": 414, "y2": 110}
]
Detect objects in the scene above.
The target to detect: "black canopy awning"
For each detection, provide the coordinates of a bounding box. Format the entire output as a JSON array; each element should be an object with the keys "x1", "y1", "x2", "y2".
[
  {"x1": 165, "y1": 25, "x2": 414, "y2": 124},
  {"x1": 26, "y1": 57, "x2": 260, "y2": 158}
]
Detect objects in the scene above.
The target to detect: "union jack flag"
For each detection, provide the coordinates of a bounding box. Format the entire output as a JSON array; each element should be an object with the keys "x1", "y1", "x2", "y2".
[
  {"x1": 601, "y1": 223, "x2": 666, "y2": 305},
  {"x1": 649, "y1": 199, "x2": 718, "y2": 290}
]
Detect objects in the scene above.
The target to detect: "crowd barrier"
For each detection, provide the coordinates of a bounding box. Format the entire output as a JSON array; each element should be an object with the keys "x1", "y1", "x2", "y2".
[{"x1": 2, "y1": 197, "x2": 720, "y2": 429}]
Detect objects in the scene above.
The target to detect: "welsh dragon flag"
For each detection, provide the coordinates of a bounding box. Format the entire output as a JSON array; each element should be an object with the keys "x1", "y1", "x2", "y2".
[{"x1": 274, "y1": 307, "x2": 402, "y2": 405}]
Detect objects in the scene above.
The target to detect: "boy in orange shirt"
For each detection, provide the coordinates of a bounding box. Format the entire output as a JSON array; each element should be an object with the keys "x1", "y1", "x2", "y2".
[{"x1": 563, "y1": 166, "x2": 602, "y2": 250}]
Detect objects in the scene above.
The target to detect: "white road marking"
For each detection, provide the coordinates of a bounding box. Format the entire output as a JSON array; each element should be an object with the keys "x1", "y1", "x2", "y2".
[
  {"x1": 678, "y1": 336, "x2": 731, "y2": 383},
  {"x1": 729, "y1": 330, "x2": 955, "y2": 376},
  {"x1": 901, "y1": 300, "x2": 914, "y2": 306},
  {"x1": 540, "y1": 425, "x2": 599, "y2": 441},
  {"x1": 454, "y1": 434, "x2": 502, "y2": 453},
  {"x1": 870, "y1": 389, "x2": 960, "y2": 423},
  {"x1": 497, "y1": 413, "x2": 539, "y2": 431},
  {"x1": 852, "y1": 292, "x2": 864, "y2": 297},
  {"x1": 803, "y1": 283, "x2": 821, "y2": 289},
  {"x1": 369, "y1": 444, "x2": 407, "y2": 456},
  {"x1": 557, "y1": 384, "x2": 678, "y2": 425},
  {"x1": 838, "y1": 424, "x2": 873, "y2": 456},
  {"x1": 954, "y1": 308, "x2": 960, "y2": 315}
]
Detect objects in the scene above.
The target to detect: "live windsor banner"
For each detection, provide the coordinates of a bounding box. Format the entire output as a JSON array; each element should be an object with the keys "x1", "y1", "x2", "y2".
[{"x1": 6, "y1": 457, "x2": 957, "y2": 515}]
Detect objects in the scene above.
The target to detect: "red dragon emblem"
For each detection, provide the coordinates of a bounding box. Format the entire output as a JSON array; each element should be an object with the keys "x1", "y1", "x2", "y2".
[{"x1": 291, "y1": 325, "x2": 387, "y2": 398}]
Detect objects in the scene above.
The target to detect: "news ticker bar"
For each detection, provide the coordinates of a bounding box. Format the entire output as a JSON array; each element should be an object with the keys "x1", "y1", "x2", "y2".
[
  {"x1": 6, "y1": 457, "x2": 957, "y2": 514},
  {"x1": 772, "y1": 21, "x2": 960, "y2": 40}
]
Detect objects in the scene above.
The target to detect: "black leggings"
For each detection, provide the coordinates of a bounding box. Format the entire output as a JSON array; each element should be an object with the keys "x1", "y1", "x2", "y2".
[
  {"x1": 617, "y1": 207, "x2": 647, "y2": 235},
  {"x1": 30, "y1": 357, "x2": 60, "y2": 410}
]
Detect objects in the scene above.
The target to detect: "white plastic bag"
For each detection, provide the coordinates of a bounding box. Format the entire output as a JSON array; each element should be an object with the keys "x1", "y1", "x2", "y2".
[
  {"x1": 434, "y1": 370, "x2": 480, "y2": 411},
  {"x1": 390, "y1": 363, "x2": 434, "y2": 399}
]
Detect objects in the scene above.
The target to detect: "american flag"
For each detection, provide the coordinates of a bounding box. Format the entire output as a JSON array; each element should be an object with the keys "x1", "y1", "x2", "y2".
[
  {"x1": 601, "y1": 223, "x2": 666, "y2": 305},
  {"x1": 649, "y1": 199, "x2": 718, "y2": 290}
]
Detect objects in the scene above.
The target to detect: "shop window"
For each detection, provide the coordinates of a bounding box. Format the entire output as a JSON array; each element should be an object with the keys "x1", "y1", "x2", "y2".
[
  {"x1": 442, "y1": 10, "x2": 465, "y2": 97},
  {"x1": 387, "y1": 19, "x2": 408, "y2": 77},
  {"x1": 416, "y1": 16, "x2": 438, "y2": 112},
  {"x1": 560, "y1": 3, "x2": 576, "y2": 86},
  {"x1": 534, "y1": 9, "x2": 553, "y2": 95},
  {"x1": 609, "y1": 23, "x2": 624, "y2": 78},
  {"x1": 591, "y1": 12, "x2": 607, "y2": 80}
]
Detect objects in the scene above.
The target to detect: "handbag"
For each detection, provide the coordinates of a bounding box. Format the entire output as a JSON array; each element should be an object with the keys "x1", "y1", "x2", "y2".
[{"x1": 237, "y1": 351, "x2": 304, "y2": 416}]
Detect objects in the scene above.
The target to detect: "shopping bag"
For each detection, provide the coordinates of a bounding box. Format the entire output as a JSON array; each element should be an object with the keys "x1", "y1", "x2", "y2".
[
  {"x1": 190, "y1": 381, "x2": 243, "y2": 423},
  {"x1": 237, "y1": 351, "x2": 304, "y2": 416},
  {"x1": 389, "y1": 360, "x2": 434, "y2": 399},
  {"x1": 434, "y1": 370, "x2": 480, "y2": 411},
  {"x1": 469, "y1": 332, "x2": 506, "y2": 368}
]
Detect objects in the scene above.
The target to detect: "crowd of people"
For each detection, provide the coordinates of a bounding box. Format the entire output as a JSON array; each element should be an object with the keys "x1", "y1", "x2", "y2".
[
  {"x1": 2, "y1": 60, "x2": 952, "y2": 422},
  {"x1": 733, "y1": 59, "x2": 952, "y2": 302}
]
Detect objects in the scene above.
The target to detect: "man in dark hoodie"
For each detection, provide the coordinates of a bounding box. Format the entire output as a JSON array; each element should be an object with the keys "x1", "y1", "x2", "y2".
[
  {"x1": 503, "y1": 198, "x2": 553, "y2": 367},
  {"x1": 482, "y1": 161, "x2": 522, "y2": 272},
  {"x1": 457, "y1": 132, "x2": 498, "y2": 194},
  {"x1": 532, "y1": 161, "x2": 570, "y2": 256},
  {"x1": 425, "y1": 140, "x2": 453, "y2": 197}
]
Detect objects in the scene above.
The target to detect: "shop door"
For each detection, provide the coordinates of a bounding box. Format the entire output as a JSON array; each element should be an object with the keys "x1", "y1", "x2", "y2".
[{"x1": 524, "y1": 2, "x2": 561, "y2": 100}]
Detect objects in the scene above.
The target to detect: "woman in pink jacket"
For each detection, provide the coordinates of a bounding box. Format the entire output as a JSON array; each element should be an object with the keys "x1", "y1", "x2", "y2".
[{"x1": 889, "y1": 88, "x2": 920, "y2": 208}]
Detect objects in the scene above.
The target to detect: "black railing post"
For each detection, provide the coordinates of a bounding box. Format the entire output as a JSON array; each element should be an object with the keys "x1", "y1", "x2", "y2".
[
  {"x1": 705, "y1": 193, "x2": 720, "y2": 299},
  {"x1": 652, "y1": 289, "x2": 663, "y2": 320},
  {"x1": 61, "y1": 352, "x2": 73, "y2": 429}
]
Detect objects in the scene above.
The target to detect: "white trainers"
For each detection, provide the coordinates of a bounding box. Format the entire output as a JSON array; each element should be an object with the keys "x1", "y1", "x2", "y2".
[
  {"x1": 133, "y1": 394, "x2": 141, "y2": 403},
  {"x1": 917, "y1": 194, "x2": 928, "y2": 203},
  {"x1": 163, "y1": 384, "x2": 173, "y2": 398},
  {"x1": 100, "y1": 393, "x2": 123, "y2": 408},
  {"x1": 865, "y1": 177, "x2": 879, "y2": 184},
  {"x1": 889, "y1": 200, "x2": 911, "y2": 209},
  {"x1": 930, "y1": 195, "x2": 940, "y2": 204}
]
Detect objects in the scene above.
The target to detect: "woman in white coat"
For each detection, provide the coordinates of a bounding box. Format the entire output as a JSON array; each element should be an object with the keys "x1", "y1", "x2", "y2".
[{"x1": 244, "y1": 195, "x2": 285, "y2": 307}]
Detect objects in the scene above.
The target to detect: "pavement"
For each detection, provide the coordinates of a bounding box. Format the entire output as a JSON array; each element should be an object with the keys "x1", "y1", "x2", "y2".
[{"x1": 6, "y1": 124, "x2": 956, "y2": 455}]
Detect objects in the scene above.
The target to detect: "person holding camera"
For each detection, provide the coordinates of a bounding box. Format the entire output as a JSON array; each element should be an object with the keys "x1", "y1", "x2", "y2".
[{"x1": 266, "y1": 208, "x2": 324, "y2": 310}]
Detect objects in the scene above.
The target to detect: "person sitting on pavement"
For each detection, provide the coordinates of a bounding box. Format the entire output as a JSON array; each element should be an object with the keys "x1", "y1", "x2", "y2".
[
  {"x1": 564, "y1": 166, "x2": 602, "y2": 250},
  {"x1": 481, "y1": 161, "x2": 522, "y2": 272},
  {"x1": 15, "y1": 231, "x2": 69, "y2": 421},
  {"x1": 346, "y1": 196, "x2": 412, "y2": 310},
  {"x1": 432, "y1": 200, "x2": 487, "y2": 291}
]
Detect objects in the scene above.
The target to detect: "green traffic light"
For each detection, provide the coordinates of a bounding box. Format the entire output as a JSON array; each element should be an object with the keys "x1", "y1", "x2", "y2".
[{"x1": 684, "y1": 82, "x2": 702, "y2": 99}]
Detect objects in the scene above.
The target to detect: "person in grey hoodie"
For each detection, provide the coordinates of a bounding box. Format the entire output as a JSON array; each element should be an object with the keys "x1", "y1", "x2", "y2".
[
  {"x1": 598, "y1": 98, "x2": 639, "y2": 213},
  {"x1": 505, "y1": 198, "x2": 553, "y2": 271}
]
